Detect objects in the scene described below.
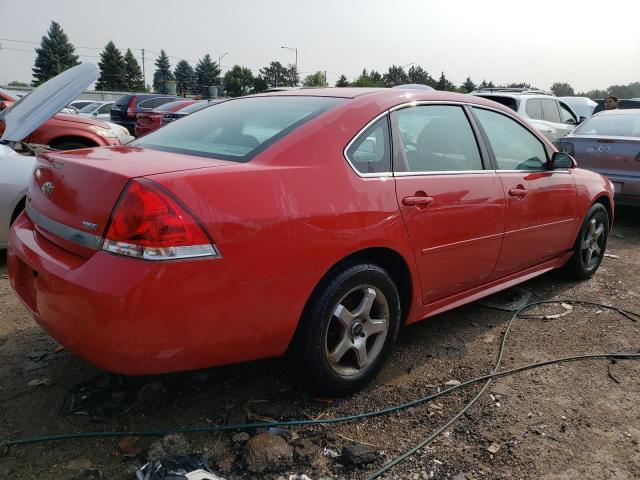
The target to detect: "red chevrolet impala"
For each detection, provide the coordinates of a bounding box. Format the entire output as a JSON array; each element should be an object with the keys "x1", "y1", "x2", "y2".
[{"x1": 8, "y1": 88, "x2": 613, "y2": 394}]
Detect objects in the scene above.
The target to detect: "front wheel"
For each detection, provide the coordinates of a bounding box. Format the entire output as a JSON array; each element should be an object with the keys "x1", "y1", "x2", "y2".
[
  {"x1": 296, "y1": 264, "x2": 401, "y2": 396},
  {"x1": 564, "y1": 203, "x2": 609, "y2": 280}
]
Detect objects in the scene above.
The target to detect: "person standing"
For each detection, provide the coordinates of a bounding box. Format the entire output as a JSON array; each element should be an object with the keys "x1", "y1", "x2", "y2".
[{"x1": 604, "y1": 96, "x2": 619, "y2": 110}]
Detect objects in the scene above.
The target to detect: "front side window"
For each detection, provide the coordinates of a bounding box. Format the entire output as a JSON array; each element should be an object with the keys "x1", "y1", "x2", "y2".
[
  {"x1": 559, "y1": 102, "x2": 577, "y2": 124},
  {"x1": 97, "y1": 103, "x2": 113, "y2": 114},
  {"x1": 133, "y1": 96, "x2": 344, "y2": 162},
  {"x1": 393, "y1": 105, "x2": 483, "y2": 172},
  {"x1": 473, "y1": 108, "x2": 548, "y2": 171},
  {"x1": 345, "y1": 117, "x2": 391, "y2": 174},
  {"x1": 541, "y1": 99, "x2": 561, "y2": 123}
]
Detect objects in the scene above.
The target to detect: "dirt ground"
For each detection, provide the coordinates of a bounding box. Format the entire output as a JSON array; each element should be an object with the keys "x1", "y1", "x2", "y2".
[{"x1": 1, "y1": 206, "x2": 639, "y2": 480}]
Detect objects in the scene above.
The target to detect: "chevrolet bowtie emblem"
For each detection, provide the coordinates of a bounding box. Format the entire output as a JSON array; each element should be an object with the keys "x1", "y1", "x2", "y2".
[{"x1": 41, "y1": 181, "x2": 55, "y2": 197}]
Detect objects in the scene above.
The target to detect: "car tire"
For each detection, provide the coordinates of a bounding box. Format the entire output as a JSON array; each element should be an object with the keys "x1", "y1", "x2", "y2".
[
  {"x1": 296, "y1": 263, "x2": 401, "y2": 396},
  {"x1": 564, "y1": 203, "x2": 609, "y2": 280}
]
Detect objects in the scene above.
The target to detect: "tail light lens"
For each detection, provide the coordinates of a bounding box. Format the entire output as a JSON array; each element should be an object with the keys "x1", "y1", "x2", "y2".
[
  {"x1": 126, "y1": 96, "x2": 137, "y2": 117},
  {"x1": 102, "y1": 179, "x2": 220, "y2": 260},
  {"x1": 558, "y1": 141, "x2": 574, "y2": 155}
]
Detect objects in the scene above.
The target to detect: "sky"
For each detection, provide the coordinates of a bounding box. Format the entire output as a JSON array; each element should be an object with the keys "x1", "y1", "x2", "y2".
[{"x1": 1, "y1": 0, "x2": 639, "y2": 92}]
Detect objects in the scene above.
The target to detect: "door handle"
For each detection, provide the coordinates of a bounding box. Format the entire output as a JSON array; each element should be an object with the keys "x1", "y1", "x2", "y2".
[
  {"x1": 508, "y1": 187, "x2": 528, "y2": 198},
  {"x1": 402, "y1": 195, "x2": 434, "y2": 207}
]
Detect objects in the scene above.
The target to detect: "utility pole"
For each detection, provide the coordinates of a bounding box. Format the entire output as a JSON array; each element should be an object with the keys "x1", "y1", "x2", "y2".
[
  {"x1": 141, "y1": 48, "x2": 146, "y2": 90},
  {"x1": 281, "y1": 46, "x2": 298, "y2": 85}
]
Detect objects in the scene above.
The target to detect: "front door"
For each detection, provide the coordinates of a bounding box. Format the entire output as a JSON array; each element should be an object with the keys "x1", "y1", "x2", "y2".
[
  {"x1": 391, "y1": 104, "x2": 506, "y2": 304},
  {"x1": 471, "y1": 107, "x2": 577, "y2": 278}
]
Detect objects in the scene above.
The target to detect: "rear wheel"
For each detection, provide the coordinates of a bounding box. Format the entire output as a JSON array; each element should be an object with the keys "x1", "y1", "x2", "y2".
[
  {"x1": 565, "y1": 203, "x2": 609, "y2": 280},
  {"x1": 296, "y1": 264, "x2": 401, "y2": 396}
]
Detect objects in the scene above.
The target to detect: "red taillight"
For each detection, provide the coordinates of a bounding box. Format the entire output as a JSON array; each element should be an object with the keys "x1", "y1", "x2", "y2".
[
  {"x1": 126, "y1": 96, "x2": 137, "y2": 117},
  {"x1": 102, "y1": 179, "x2": 219, "y2": 260}
]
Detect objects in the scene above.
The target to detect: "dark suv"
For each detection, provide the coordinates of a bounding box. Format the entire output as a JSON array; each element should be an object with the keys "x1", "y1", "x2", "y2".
[{"x1": 110, "y1": 94, "x2": 182, "y2": 134}]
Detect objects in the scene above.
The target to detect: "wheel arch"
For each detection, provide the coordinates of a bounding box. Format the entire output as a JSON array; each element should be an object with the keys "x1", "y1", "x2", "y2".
[
  {"x1": 593, "y1": 194, "x2": 613, "y2": 230},
  {"x1": 48, "y1": 135, "x2": 99, "y2": 150},
  {"x1": 286, "y1": 246, "x2": 414, "y2": 353}
]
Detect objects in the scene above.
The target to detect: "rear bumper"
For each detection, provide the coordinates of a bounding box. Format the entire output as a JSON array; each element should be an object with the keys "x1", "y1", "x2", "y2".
[
  {"x1": 605, "y1": 173, "x2": 640, "y2": 205},
  {"x1": 8, "y1": 213, "x2": 318, "y2": 375}
]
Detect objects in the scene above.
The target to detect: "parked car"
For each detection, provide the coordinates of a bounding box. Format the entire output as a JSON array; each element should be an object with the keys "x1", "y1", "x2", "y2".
[
  {"x1": 471, "y1": 87, "x2": 582, "y2": 142},
  {"x1": 592, "y1": 98, "x2": 640, "y2": 115},
  {"x1": 8, "y1": 86, "x2": 613, "y2": 395},
  {"x1": 134, "y1": 99, "x2": 197, "y2": 137},
  {"x1": 110, "y1": 93, "x2": 182, "y2": 134},
  {"x1": 78, "y1": 101, "x2": 114, "y2": 120},
  {"x1": 557, "y1": 109, "x2": 640, "y2": 206},
  {"x1": 160, "y1": 100, "x2": 216, "y2": 126},
  {"x1": 68, "y1": 100, "x2": 96, "y2": 110},
  {"x1": 559, "y1": 96, "x2": 597, "y2": 119},
  {"x1": 1, "y1": 85, "x2": 131, "y2": 148},
  {"x1": 0, "y1": 63, "x2": 100, "y2": 249}
]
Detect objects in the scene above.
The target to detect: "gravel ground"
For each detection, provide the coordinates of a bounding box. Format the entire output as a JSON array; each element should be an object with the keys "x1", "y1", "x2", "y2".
[{"x1": 1, "y1": 206, "x2": 638, "y2": 480}]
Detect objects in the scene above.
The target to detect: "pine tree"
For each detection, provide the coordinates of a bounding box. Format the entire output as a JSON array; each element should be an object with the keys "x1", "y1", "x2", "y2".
[
  {"x1": 407, "y1": 66, "x2": 435, "y2": 88},
  {"x1": 383, "y1": 65, "x2": 409, "y2": 87},
  {"x1": 253, "y1": 75, "x2": 268, "y2": 93},
  {"x1": 195, "y1": 54, "x2": 221, "y2": 95},
  {"x1": 124, "y1": 49, "x2": 145, "y2": 91},
  {"x1": 285, "y1": 63, "x2": 299, "y2": 87},
  {"x1": 259, "y1": 61, "x2": 288, "y2": 87},
  {"x1": 153, "y1": 50, "x2": 174, "y2": 94},
  {"x1": 461, "y1": 77, "x2": 477, "y2": 93},
  {"x1": 174, "y1": 60, "x2": 196, "y2": 96},
  {"x1": 436, "y1": 72, "x2": 456, "y2": 91},
  {"x1": 31, "y1": 21, "x2": 80, "y2": 86},
  {"x1": 95, "y1": 41, "x2": 127, "y2": 91},
  {"x1": 335, "y1": 74, "x2": 349, "y2": 87}
]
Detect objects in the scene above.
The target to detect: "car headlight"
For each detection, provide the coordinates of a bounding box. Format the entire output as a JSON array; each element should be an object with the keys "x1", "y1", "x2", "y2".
[{"x1": 89, "y1": 125, "x2": 117, "y2": 138}]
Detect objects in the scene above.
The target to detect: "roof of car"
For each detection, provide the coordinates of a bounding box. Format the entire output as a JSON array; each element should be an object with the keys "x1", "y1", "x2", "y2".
[{"x1": 255, "y1": 87, "x2": 386, "y2": 99}]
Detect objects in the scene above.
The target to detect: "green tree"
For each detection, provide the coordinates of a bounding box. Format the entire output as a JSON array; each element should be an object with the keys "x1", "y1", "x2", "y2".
[
  {"x1": 285, "y1": 63, "x2": 299, "y2": 87},
  {"x1": 407, "y1": 65, "x2": 435, "y2": 87},
  {"x1": 607, "y1": 84, "x2": 636, "y2": 98},
  {"x1": 335, "y1": 74, "x2": 349, "y2": 87},
  {"x1": 253, "y1": 75, "x2": 268, "y2": 93},
  {"x1": 382, "y1": 65, "x2": 409, "y2": 87},
  {"x1": 259, "y1": 61, "x2": 289, "y2": 87},
  {"x1": 195, "y1": 54, "x2": 221, "y2": 95},
  {"x1": 152, "y1": 50, "x2": 174, "y2": 94},
  {"x1": 95, "y1": 41, "x2": 127, "y2": 91},
  {"x1": 223, "y1": 65, "x2": 254, "y2": 97},
  {"x1": 435, "y1": 72, "x2": 456, "y2": 91},
  {"x1": 31, "y1": 21, "x2": 80, "y2": 86},
  {"x1": 461, "y1": 77, "x2": 476, "y2": 93},
  {"x1": 174, "y1": 59, "x2": 196, "y2": 96},
  {"x1": 581, "y1": 89, "x2": 608, "y2": 99},
  {"x1": 124, "y1": 49, "x2": 145, "y2": 91},
  {"x1": 351, "y1": 69, "x2": 385, "y2": 87},
  {"x1": 550, "y1": 82, "x2": 574, "y2": 96},
  {"x1": 302, "y1": 71, "x2": 327, "y2": 87}
]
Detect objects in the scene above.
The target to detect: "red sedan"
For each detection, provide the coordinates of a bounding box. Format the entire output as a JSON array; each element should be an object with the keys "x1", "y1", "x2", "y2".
[
  {"x1": 134, "y1": 99, "x2": 197, "y2": 137},
  {"x1": 8, "y1": 89, "x2": 613, "y2": 394}
]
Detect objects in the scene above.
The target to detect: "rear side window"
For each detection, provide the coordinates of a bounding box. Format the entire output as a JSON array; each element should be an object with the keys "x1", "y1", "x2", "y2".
[
  {"x1": 97, "y1": 103, "x2": 113, "y2": 114},
  {"x1": 137, "y1": 98, "x2": 156, "y2": 111},
  {"x1": 473, "y1": 107, "x2": 548, "y2": 170},
  {"x1": 541, "y1": 99, "x2": 561, "y2": 123},
  {"x1": 154, "y1": 100, "x2": 188, "y2": 112},
  {"x1": 133, "y1": 96, "x2": 345, "y2": 162},
  {"x1": 393, "y1": 105, "x2": 483, "y2": 172},
  {"x1": 525, "y1": 99, "x2": 542, "y2": 119},
  {"x1": 345, "y1": 117, "x2": 391, "y2": 174},
  {"x1": 477, "y1": 95, "x2": 518, "y2": 112},
  {"x1": 154, "y1": 97, "x2": 179, "y2": 109},
  {"x1": 114, "y1": 95, "x2": 132, "y2": 108}
]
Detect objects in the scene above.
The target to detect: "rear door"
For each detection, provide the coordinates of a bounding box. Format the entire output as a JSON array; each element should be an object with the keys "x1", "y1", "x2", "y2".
[
  {"x1": 471, "y1": 107, "x2": 577, "y2": 278},
  {"x1": 390, "y1": 104, "x2": 505, "y2": 304}
]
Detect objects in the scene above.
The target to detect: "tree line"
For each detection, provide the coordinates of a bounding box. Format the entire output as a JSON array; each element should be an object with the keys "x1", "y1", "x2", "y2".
[{"x1": 25, "y1": 21, "x2": 640, "y2": 100}]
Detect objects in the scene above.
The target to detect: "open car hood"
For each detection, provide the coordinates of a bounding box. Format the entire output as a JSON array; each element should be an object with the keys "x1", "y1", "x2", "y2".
[{"x1": 0, "y1": 63, "x2": 99, "y2": 142}]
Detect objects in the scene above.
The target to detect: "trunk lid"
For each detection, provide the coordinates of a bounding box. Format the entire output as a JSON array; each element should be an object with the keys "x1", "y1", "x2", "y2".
[
  {"x1": 566, "y1": 136, "x2": 640, "y2": 177},
  {"x1": 28, "y1": 146, "x2": 230, "y2": 255}
]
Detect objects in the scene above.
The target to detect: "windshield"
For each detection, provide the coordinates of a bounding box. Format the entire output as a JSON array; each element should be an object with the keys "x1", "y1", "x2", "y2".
[
  {"x1": 78, "y1": 102, "x2": 102, "y2": 113},
  {"x1": 132, "y1": 96, "x2": 345, "y2": 162},
  {"x1": 574, "y1": 113, "x2": 640, "y2": 137}
]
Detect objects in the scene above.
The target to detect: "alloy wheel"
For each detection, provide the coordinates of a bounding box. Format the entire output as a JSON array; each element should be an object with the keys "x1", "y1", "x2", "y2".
[{"x1": 581, "y1": 217, "x2": 605, "y2": 270}]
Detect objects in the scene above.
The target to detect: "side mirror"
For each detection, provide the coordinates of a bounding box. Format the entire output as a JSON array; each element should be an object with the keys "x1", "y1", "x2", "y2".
[
  {"x1": 551, "y1": 151, "x2": 576, "y2": 169},
  {"x1": 92, "y1": 111, "x2": 98, "y2": 116}
]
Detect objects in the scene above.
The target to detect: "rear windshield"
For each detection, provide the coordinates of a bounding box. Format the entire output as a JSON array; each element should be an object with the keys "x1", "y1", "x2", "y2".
[
  {"x1": 477, "y1": 95, "x2": 519, "y2": 112},
  {"x1": 132, "y1": 96, "x2": 345, "y2": 162},
  {"x1": 153, "y1": 100, "x2": 190, "y2": 112},
  {"x1": 574, "y1": 113, "x2": 640, "y2": 137},
  {"x1": 114, "y1": 95, "x2": 133, "y2": 107}
]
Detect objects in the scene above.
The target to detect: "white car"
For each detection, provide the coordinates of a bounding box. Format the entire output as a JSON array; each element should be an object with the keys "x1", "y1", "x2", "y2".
[
  {"x1": 471, "y1": 88, "x2": 582, "y2": 142},
  {"x1": 78, "y1": 101, "x2": 114, "y2": 120},
  {"x1": 0, "y1": 64, "x2": 99, "y2": 249}
]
